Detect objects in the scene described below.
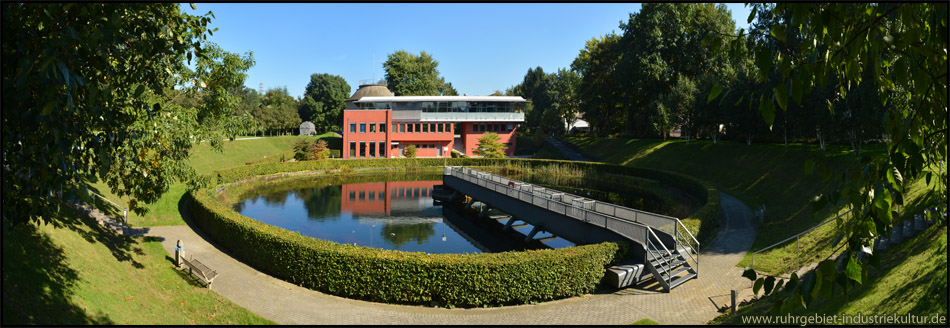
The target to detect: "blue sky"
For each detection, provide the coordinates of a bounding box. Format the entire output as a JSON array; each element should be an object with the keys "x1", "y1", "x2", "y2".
[{"x1": 183, "y1": 3, "x2": 752, "y2": 99}]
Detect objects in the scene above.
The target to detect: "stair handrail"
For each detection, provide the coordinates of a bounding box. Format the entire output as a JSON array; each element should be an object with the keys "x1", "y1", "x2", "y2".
[
  {"x1": 750, "y1": 207, "x2": 852, "y2": 271},
  {"x1": 674, "y1": 219, "x2": 699, "y2": 273},
  {"x1": 646, "y1": 226, "x2": 676, "y2": 276},
  {"x1": 86, "y1": 188, "x2": 129, "y2": 222}
]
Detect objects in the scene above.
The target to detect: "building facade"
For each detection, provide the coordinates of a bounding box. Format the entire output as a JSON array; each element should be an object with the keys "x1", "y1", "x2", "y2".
[{"x1": 341, "y1": 83, "x2": 527, "y2": 158}]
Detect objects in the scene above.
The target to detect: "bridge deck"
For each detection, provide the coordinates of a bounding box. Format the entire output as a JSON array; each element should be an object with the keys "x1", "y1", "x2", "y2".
[{"x1": 441, "y1": 166, "x2": 700, "y2": 291}]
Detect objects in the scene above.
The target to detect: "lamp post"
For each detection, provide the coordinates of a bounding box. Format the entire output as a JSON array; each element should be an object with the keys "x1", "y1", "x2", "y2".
[{"x1": 443, "y1": 146, "x2": 448, "y2": 167}]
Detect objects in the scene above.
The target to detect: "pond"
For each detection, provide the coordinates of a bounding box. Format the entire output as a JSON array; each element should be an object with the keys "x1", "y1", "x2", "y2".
[{"x1": 231, "y1": 170, "x2": 696, "y2": 254}]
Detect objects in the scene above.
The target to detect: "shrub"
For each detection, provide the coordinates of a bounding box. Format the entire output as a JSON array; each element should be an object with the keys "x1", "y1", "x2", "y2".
[
  {"x1": 189, "y1": 158, "x2": 720, "y2": 307},
  {"x1": 474, "y1": 132, "x2": 507, "y2": 158},
  {"x1": 404, "y1": 144, "x2": 417, "y2": 158},
  {"x1": 293, "y1": 139, "x2": 312, "y2": 161},
  {"x1": 311, "y1": 139, "x2": 330, "y2": 160}
]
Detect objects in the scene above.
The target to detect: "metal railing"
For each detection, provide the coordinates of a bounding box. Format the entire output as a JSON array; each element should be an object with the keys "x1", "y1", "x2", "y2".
[
  {"x1": 87, "y1": 189, "x2": 128, "y2": 222},
  {"x1": 750, "y1": 208, "x2": 853, "y2": 271},
  {"x1": 445, "y1": 166, "x2": 697, "y2": 273}
]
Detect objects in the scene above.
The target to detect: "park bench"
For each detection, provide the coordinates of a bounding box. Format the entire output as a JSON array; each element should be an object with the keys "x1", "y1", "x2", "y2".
[{"x1": 181, "y1": 256, "x2": 219, "y2": 289}]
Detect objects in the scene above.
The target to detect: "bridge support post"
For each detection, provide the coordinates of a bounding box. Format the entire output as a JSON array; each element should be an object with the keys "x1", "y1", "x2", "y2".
[
  {"x1": 504, "y1": 217, "x2": 519, "y2": 231},
  {"x1": 524, "y1": 226, "x2": 542, "y2": 243},
  {"x1": 478, "y1": 205, "x2": 491, "y2": 218}
]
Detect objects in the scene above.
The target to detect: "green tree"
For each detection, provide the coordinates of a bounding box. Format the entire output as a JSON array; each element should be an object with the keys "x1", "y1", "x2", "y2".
[
  {"x1": 1, "y1": 3, "x2": 255, "y2": 222},
  {"x1": 403, "y1": 144, "x2": 417, "y2": 158},
  {"x1": 260, "y1": 87, "x2": 300, "y2": 136},
  {"x1": 383, "y1": 50, "x2": 455, "y2": 96},
  {"x1": 473, "y1": 132, "x2": 508, "y2": 158},
  {"x1": 293, "y1": 139, "x2": 312, "y2": 161},
  {"x1": 709, "y1": 2, "x2": 947, "y2": 314},
  {"x1": 571, "y1": 34, "x2": 623, "y2": 136},
  {"x1": 299, "y1": 73, "x2": 350, "y2": 132}
]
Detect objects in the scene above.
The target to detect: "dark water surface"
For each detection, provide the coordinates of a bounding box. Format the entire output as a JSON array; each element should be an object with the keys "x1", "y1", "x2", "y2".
[{"x1": 232, "y1": 172, "x2": 691, "y2": 254}]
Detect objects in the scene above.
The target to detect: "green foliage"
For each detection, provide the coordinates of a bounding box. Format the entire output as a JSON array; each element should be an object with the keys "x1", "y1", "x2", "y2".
[
  {"x1": 256, "y1": 87, "x2": 301, "y2": 136},
  {"x1": 311, "y1": 139, "x2": 330, "y2": 160},
  {"x1": 298, "y1": 73, "x2": 350, "y2": 132},
  {"x1": 403, "y1": 144, "x2": 417, "y2": 158},
  {"x1": 474, "y1": 132, "x2": 508, "y2": 158},
  {"x1": 1, "y1": 3, "x2": 256, "y2": 223},
  {"x1": 383, "y1": 50, "x2": 455, "y2": 96},
  {"x1": 707, "y1": 3, "x2": 948, "y2": 315},
  {"x1": 293, "y1": 139, "x2": 312, "y2": 161}
]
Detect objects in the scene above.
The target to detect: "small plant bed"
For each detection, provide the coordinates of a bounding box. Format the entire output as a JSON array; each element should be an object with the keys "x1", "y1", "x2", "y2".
[{"x1": 188, "y1": 158, "x2": 719, "y2": 308}]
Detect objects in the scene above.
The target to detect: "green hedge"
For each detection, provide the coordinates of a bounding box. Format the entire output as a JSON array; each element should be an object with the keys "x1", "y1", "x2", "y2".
[{"x1": 188, "y1": 158, "x2": 719, "y2": 307}]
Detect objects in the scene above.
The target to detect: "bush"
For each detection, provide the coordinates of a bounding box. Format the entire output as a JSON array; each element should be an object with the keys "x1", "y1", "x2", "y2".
[
  {"x1": 404, "y1": 144, "x2": 417, "y2": 158},
  {"x1": 293, "y1": 139, "x2": 312, "y2": 161},
  {"x1": 311, "y1": 139, "x2": 330, "y2": 160},
  {"x1": 189, "y1": 158, "x2": 720, "y2": 307},
  {"x1": 450, "y1": 149, "x2": 466, "y2": 158}
]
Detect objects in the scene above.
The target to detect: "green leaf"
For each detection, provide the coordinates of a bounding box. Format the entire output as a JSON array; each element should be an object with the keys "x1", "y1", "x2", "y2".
[
  {"x1": 134, "y1": 84, "x2": 146, "y2": 98},
  {"x1": 707, "y1": 83, "x2": 723, "y2": 104},
  {"x1": 764, "y1": 275, "x2": 776, "y2": 295},
  {"x1": 41, "y1": 101, "x2": 56, "y2": 116},
  {"x1": 753, "y1": 278, "x2": 764, "y2": 296},
  {"x1": 845, "y1": 256, "x2": 862, "y2": 284},
  {"x1": 742, "y1": 267, "x2": 757, "y2": 281},
  {"x1": 190, "y1": 3, "x2": 197, "y2": 10},
  {"x1": 759, "y1": 94, "x2": 775, "y2": 126},
  {"x1": 770, "y1": 25, "x2": 787, "y2": 42},
  {"x1": 773, "y1": 85, "x2": 788, "y2": 111},
  {"x1": 804, "y1": 159, "x2": 815, "y2": 175}
]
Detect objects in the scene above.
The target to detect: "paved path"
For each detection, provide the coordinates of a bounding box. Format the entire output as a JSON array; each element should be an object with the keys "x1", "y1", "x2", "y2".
[
  {"x1": 133, "y1": 191, "x2": 759, "y2": 325},
  {"x1": 545, "y1": 137, "x2": 594, "y2": 162}
]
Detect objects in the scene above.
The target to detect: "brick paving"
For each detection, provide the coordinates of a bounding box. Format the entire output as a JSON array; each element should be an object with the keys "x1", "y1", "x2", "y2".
[{"x1": 137, "y1": 191, "x2": 759, "y2": 325}]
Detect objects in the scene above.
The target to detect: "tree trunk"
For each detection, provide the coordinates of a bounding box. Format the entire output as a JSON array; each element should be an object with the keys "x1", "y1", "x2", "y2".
[
  {"x1": 746, "y1": 131, "x2": 753, "y2": 146},
  {"x1": 817, "y1": 128, "x2": 826, "y2": 152}
]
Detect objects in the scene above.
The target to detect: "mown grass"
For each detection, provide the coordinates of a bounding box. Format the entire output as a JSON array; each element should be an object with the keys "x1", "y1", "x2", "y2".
[
  {"x1": 562, "y1": 137, "x2": 897, "y2": 275},
  {"x1": 89, "y1": 135, "x2": 335, "y2": 226},
  {"x1": 1, "y1": 211, "x2": 274, "y2": 325}
]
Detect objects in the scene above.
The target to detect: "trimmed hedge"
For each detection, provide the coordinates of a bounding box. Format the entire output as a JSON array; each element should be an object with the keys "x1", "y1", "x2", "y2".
[{"x1": 188, "y1": 158, "x2": 720, "y2": 307}]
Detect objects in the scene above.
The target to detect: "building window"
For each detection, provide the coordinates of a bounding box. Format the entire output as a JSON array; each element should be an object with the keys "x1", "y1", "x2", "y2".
[
  {"x1": 507, "y1": 123, "x2": 513, "y2": 132},
  {"x1": 429, "y1": 123, "x2": 435, "y2": 133},
  {"x1": 407, "y1": 123, "x2": 414, "y2": 133},
  {"x1": 399, "y1": 123, "x2": 405, "y2": 133},
  {"x1": 349, "y1": 141, "x2": 356, "y2": 158},
  {"x1": 415, "y1": 123, "x2": 420, "y2": 133},
  {"x1": 437, "y1": 123, "x2": 443, "y2": 133},
  {"x1": 360, "y1": 123, "x2": 366, "y2": 133},
  {"x1": 370, "y1": 123, "x2": 377, "y2": 133},
  {"x1": 380, "y1": 122, "x2": 386, "y2": 133},
  {"x1": 422, "y1": 123, "x2": 429, "y2": 133},
  {"x1": 369, "y1": 141, "x2": 376, "y2": 158},
  {"x1": 349, "y1": 191, "x2": 356, "y2": 201},
  {"x1": 379, "y1": 141, "x2": 385, "y2": 157},
  {"x1": 359, "y1": 141, "x2": 366, "y2": 157},
  {"x1": 359, "y1": 191, "x2": 365, "y2": 201},
  {"x1": 350, "y1": 123, "x2": 356, "y2": 133}
]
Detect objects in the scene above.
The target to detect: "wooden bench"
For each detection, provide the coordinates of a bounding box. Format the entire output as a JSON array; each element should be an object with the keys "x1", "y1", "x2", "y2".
[{"x1": 182, "y1": 256, "x2": 219, "y2": 289}]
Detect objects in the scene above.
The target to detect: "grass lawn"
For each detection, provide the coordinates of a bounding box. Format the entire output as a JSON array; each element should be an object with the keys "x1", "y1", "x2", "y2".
[
  {"x1": 561, "y1": 137, "x2": 944, "y2": 276},
  {"x1": 88, "y1": 134, "x2": 338, "y2": 226},
  {"x1": 2, "y1": 211, "x2": 274, "y2": 325}
]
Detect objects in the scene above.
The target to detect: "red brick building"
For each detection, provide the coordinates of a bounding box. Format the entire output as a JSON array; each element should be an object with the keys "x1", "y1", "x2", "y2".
[{"x1": 341, "y1": 82, "x2": 527, "y2": 158}]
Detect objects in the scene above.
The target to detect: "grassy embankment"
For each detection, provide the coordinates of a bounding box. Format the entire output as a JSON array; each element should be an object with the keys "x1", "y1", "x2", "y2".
[
  {"x1": 2, "y1": 135, "x2": 333, "y2": 325},
  {"x1": 563, "y1": 136, "x2": 946, "y2": 322},
  {"x1": 514, "y1": 132, "x2": 567, "y2": 160},
  {"x1": 89, "y1": 133, "x2": 338, "y2": 226},
  {"x1": 710, "y1": 171, "x2": 947, "y2": 323},
  {"x1": 562, "y1": 137, "x2": 943, "y2": 275}
]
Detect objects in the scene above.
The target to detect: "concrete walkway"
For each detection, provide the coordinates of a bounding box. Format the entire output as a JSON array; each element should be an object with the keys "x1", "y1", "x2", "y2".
[
  {"x1": 545, "y1": 137, "x2": 594, "y2": 162},
  {"x1": 134, "y1": 190, "x2": 759, "y2": 325}
]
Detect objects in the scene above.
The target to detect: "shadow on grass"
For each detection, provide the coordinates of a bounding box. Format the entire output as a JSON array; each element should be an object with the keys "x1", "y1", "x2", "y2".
[
  {"x1": 2, "y1": 218, "x2": 114, "y2": 325},
  {"x1": 61, "y1": 197, "x2": 147, "y2": 269}
]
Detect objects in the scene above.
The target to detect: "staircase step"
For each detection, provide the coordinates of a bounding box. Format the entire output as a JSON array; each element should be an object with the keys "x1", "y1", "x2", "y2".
[
  {"x1": 666, "y1": 266, "x2": 692, "y2": 278},
  {"x1": 653, "y1": 259, "x2": 686, "y2": 274},
  {"x1": 669, "y1": 272, "x2": 697, "y2": 289}
]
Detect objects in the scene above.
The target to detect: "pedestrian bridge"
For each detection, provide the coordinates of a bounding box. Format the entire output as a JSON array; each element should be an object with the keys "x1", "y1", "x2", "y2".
[{"x1": 440, "y1": 166, "x2": 700, "y2": 291}]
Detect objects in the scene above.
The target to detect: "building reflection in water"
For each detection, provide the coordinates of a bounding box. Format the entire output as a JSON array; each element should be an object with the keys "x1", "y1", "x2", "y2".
[{"x1": 341, "y1": 180, "x2": 442, "y2": 246}]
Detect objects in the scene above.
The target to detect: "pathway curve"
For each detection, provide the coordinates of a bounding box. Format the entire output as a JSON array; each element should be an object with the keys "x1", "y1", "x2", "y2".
[
  {"x1": 136, "y1": 190, "x2": 758, "y2": 325},
  {"x1": 545, "y1": 137, "x2": 594, "y2": 162}
]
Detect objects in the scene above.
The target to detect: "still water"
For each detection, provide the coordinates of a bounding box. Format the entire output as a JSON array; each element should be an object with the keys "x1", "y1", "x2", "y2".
[
  {"x1": 232, "y1": 172, "x2": 688, "y2": 254},
  {"x1": 233, "y1": 174, "x2": 577, "y2": 254}
]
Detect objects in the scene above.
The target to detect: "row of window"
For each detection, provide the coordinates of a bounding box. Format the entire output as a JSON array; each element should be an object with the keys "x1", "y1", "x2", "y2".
[
  {"x1": 474, "y1": 123, "x2": 514, "y2": 133},
  {"x1": 354, "y1": 102, "x2": 525, "y2": 113},
  {"x1": 349, "y1": 122, "x2": 452, "y2": 134},
  {"x1": 347, "y1": 187, "x2": 433, "y2": 202}
]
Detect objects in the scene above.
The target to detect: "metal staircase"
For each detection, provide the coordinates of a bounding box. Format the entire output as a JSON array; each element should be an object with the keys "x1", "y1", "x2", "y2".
[{"x1": 645, "y1": 235, "x2": 698, "y2": 291}]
